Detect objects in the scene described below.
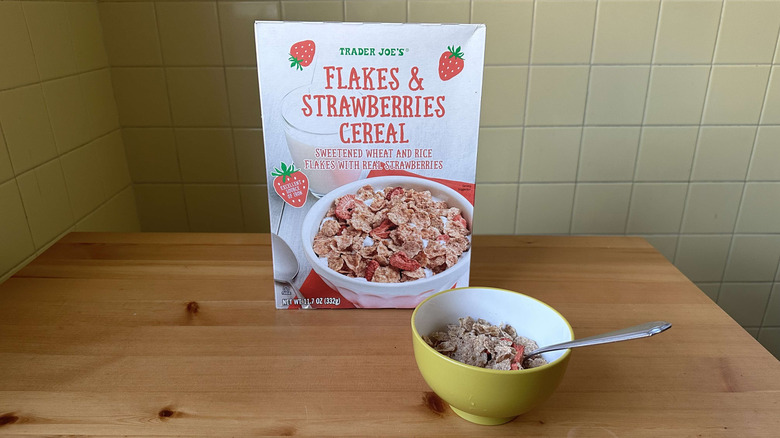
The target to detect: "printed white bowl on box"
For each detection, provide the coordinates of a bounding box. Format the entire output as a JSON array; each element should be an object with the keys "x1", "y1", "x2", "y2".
[{"x1": 301, "y1": 176, "x2": 473, "y2": 308}]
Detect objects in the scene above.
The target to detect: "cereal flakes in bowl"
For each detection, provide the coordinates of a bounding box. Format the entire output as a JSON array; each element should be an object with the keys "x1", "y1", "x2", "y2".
[{"x1": 301, "y1": 176, "x2": 473, "y2": 308}]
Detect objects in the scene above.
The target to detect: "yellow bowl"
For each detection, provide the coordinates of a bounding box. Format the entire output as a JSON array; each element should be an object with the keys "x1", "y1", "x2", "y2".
[{"x1": 411, "y1": 287, "x2": 574, "y2": 425}]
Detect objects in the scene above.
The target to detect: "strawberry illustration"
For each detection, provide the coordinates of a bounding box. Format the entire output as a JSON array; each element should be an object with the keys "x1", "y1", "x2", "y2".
[
  {"x1": 438, "y1": 45, "x2": 465, "y2": 81},
  {"x1": 271, "y1": 162, "x2": 308, "y2": 208},
  {"x1": 289, "y1": 40, "x2": 315, "y2": 70}
]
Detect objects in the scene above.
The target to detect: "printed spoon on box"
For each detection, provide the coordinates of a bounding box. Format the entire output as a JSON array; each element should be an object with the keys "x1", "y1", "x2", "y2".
[
  {"x1": 271, "y1": 233, "x2": 311, "y2": 309},
  {"x1": 523, "y1": 321, "x2": 672, "y2": 359}
]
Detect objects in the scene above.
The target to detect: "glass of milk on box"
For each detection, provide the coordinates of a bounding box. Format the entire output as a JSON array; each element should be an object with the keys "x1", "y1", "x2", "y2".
[{"x1": 281, "y1": 84, "x2": 364, "y2": 198}]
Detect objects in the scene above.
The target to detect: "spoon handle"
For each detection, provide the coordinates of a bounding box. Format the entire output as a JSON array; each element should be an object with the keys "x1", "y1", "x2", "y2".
[{"x1": 524, "y1": 321, "x2": 671, "y2": 358}]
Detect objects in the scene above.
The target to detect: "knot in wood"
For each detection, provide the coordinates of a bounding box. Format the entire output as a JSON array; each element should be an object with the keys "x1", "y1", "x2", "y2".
[
  {"x1": 186, "y1": 301, "x2": 200, "y2": 314},
  {"x1": 0, "y1": 414, "x2": 19, "y2": 427}
]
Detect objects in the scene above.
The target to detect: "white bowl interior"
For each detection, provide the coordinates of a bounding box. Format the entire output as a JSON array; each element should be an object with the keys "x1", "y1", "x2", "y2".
[
  {"x1": 414, "y1": 287, "x2": 574, "y2": 364},
  {"x1": 301, "y1": 176, "x2": 473, "y2": 292}
]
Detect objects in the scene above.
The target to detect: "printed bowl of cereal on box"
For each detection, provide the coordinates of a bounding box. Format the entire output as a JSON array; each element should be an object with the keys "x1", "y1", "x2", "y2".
[{"x1": 301, "y1": 176, "x2": 472, "y2": 308}]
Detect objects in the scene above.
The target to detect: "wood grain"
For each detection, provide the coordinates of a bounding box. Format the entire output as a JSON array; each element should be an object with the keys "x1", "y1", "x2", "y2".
[{"x1": 0, "y1": 233, "x2": 778, "y2": 437}]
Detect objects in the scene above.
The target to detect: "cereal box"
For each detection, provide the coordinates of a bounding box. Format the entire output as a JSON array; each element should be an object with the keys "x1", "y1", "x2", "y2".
[{"x1": 255, "y1": 21, "x2": 485, "y2": 309}]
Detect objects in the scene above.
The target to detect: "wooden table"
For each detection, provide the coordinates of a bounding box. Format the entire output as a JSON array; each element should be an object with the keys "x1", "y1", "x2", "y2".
[{"x1": 1, "y1": 233, "x2": 778, "y2": 436}]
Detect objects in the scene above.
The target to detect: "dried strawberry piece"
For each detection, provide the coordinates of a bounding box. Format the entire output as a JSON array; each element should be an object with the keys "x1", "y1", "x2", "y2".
[
  {"x1": 365, "y1": 260, "x2": 380, "y2": 281},
  {"x1": 335, "y1": 224, "x2": 347, "y2": 236},
  {"x1": 453, "y1": 214, "x2": 468, "y2": 229},
  {"x1": 390, "y1": 252, "x2": 421, "y2": 271},
  {"x1": 511, "y1": 344, "x2": 525, "y2": 370},
  {"x1": 436, "y1": 234, "x2": 449, "y2": 243},
  {"x1": 513, "y1": 344, "x2": 525, "y2": 362},
  {"x1": 335, "y1": 195, "x2": 357, "y2": 220},
  {"x1": 385, "y1": 186, "x2": 404, "y2": 200},
  {"x1": 370, "y1": 218, "x2": 395, "y2": 239},
  {"x1": 510, "y1": 362, "x2": 519, "y2": 371}
]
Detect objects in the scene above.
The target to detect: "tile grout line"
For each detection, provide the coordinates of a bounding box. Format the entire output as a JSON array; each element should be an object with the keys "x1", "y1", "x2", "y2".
[
  {"x1": 0, "y1": 65, "x2": 113, "y2": 94},
  {"x1": 73, "y1": 182, "x2": 135, "y2": 233},
  {"x1": 111, "y1": 122, "x2": 780, "y2": 130},
  {"x1": 667, "y1": 0, "x2": 693, "y2": 266},
  {"x1": 10, "y1": 130, "x2": 129, "y2": 241},
  {"x1": 761, "y1": 29, "x2": 780, "y2": 340},
  {"x1": 1, "y1": 251, "x2": 39, "y2": 284},
  {"x1": 53, "y1": 62, "x2": 780, "y2": 73},
  {"x1": 623, "y1": 0, "x2": 663, "y2": 237},
  {"x1": 567, "y1": 0, "x2": 600, "y2": 235},
  {"x1": 725, "y1": 21, "x2": 780, "y2": 334},
  {"x1": 770, "y1": 3, "x2": 780, "y2": 66},
  {"x1": 757, "y1": 257, "x2": 780, "y2": 336},
  {"x1": 671, "y1": 0, "x2": 725, "y2": 288},
  {"x1": 514, "y1": 0, "x2": 536, "y2": 234},
  {"x1": 33, "y1": 226, "x2": 74, "y2": 260},
  {"x1": 14, "y1": 0, "x2": 59, "y2": 252},
  {"x1": 125, "y1": 123, "x2": 780, "y2": 129},
  {"x1": 716, "y1": 3, "x2": 778, "y2": 305},
  {"x1": 720, "y1": 75, "x2": 774, "y2": 286},
  {"x1": 16, "y1": 2, "x2": 115, "y2": 250},
  {"x1": 92, "y1": 1, "x2": 136, "y2": 222},
  {"x1": 758, "y1": 11, "x2": 780, "y2": 127},
  {"x1": 475, "y1": 179, "x2": 780, "y2": 184},
  {"x1": 0, "y1": 118, "x2": 11, "y2": 184},
  {"x1": 214, "y1": 0, "x2": 247, "y2": 233},
  {"x1": 123, "y1": 125, "x2": 261, "y2": 130},
  {"x1": 0, "y1": 128, "x2": 37, "y2": 260},
  {"x1": 36, "y1": 128, "x2": 120, "y2": 243},
  {"x1": 152, "y1": 1, "x2": 191, "y2": 233},
  {"x1": 480, "y1": 123, "x2": 780, "y2": 128},
  {"x1": 483, "y1": 62, "x2": 780, "y2": 67},
  {"x1": 697, "y1": 0, "x2": 728, "y2": 301},
  {"x1": 34, "y1": 61, "x2": 780, "y2": 72}
]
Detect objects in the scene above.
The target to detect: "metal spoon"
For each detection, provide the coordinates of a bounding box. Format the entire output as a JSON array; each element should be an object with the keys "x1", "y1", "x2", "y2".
[
  {"x1": 271, "y1": 233, "x2": 311, "y2": 309},
  {"x1": 523, "y1": 321, "x2": 671, "y2": 359}
]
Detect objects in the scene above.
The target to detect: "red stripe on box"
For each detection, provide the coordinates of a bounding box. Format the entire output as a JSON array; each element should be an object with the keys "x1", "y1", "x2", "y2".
[{"x1": 288, "y1": 271, "x2": 356, "y2": 309}]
